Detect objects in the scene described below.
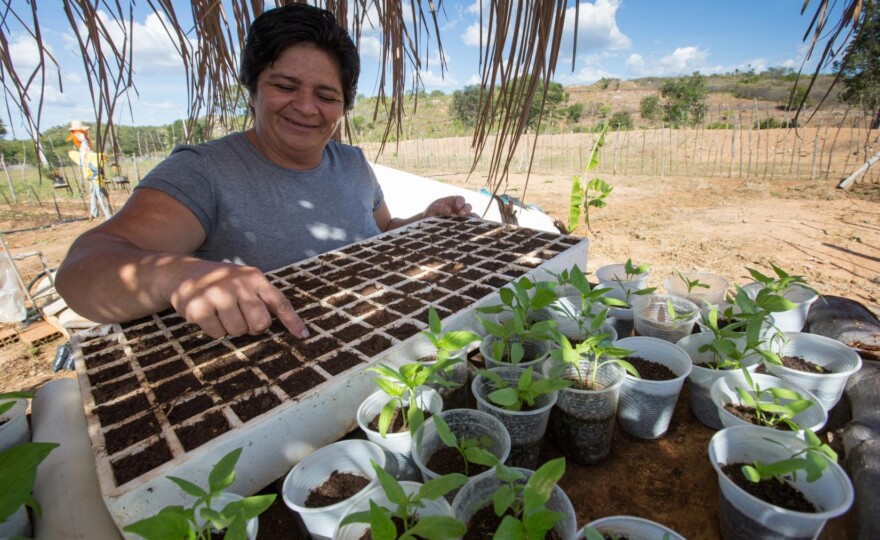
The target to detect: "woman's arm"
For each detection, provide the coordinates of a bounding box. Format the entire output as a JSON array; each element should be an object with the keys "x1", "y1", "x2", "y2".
[
  {"x1": 55, "y1": 188, "x2": 308, "y2": 339},
  {"x1": 373, "y1": 195, "x2": 473, "y2": 232}
]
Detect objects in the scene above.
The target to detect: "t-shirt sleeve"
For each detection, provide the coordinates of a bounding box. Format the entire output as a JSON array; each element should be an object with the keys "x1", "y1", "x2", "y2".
[
  {"x1": 134, "y1": 145, "x2": 216, "y2": 236},
  {"x1": 370, "y1": 165, "x2": 385, "y2": 211}
]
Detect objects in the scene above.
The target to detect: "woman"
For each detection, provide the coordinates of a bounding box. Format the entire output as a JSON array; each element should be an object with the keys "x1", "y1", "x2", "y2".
[{"x1": 55, "y1": 4, "x2": 471, "y2": 340}]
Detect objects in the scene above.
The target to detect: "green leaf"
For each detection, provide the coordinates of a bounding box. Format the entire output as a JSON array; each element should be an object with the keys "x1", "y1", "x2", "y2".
[
  {"x1": 373, "y1": 377, "x2": 404, "y2": 397},
  {"x1": 428, "y1": 306, "x2": 442, "y2": 335},
  {"x1": 373, "y1": 460, "x2": 408, "y2": 506},
  {"x1": 488, "y1": 388, "x2": 520, "y2": 409},
  {"x1": 464, "y1": 447, "x2": 501, "y2": 467},
  {"x1": 523, "y1": 457, "x2": 564, "y2": 512},
  {"x1": 377, "y1": 400, "x2": 398, "y2": 438},
  {"x1": 522, "y1": 508, "x2": 564, "y2": 538},
  {"x1": 406, "y1": 515, "x2": 467, "y2": 539},
  {"x1": 235, "y1": 494, "x2": 276, "y2": 521},
  {"x1": 432, "y1": 415, "x2": 458, "y2": 448},
  {"x1": 494, "y1": 515, "x2": 525, "y2": 539},
  {"x1": 168, "y1": 476, "x2": 209, "y2": 500},
  {"x1": 493, "y1": 485, "x2": 517, "y2": 516},
  {"x1": 568, "y1": 175, "x2": 583, "y2": 233},
  {"x1": 0, "y1": 442, "x2": 59, "y2": 522},
  {"x1": 369, "y1": 364, "x2": 408, "y2": 384},
  {"x1": 123, "y1": 508, "x2": 195, "y2": 540},
  {"x1": 339, "y1": 509, "x2": 375, "y2": 527},
  {"x1": 440, "y1": 331, "x2": 481, "y2": 351},
  {"x1": 416, "y1": 473, "x2": 467, "y2": 501},
  {"x1": 740, "y1": 464, "x2": 761, "y2": 483}
]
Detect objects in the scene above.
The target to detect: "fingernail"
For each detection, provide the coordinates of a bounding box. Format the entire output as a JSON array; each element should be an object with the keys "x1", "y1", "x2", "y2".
[{"x1": 300, "y1": 328, "x2": 310, "y2": 339}]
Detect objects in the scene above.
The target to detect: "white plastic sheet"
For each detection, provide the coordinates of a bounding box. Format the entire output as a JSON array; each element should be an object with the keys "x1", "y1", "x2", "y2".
[{"x1": 0, "y1": 253, "x2": 26, "y2": 322}]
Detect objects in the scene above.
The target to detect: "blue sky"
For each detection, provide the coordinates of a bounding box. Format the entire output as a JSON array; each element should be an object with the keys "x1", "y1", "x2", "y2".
[{"x1": 3, "y1": 1, "x2": 841, "y2": 135}]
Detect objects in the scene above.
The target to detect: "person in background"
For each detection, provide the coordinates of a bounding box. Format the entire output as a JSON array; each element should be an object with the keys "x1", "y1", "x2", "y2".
[
  {"x1": 55, "y1": 4, "x2": 471, "y2": 340},
  {"x1": 66, "y1": 120, "x2": 112, "y2": 221}
]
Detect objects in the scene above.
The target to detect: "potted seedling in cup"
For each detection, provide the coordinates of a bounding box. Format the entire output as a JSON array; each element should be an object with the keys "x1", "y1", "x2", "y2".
[
  {"x1": 547, "y1": 265, "x2": 623, "y2": 344},
  {"x1": 357, "y1": 361, "x2": 447, "y2": 480},
  {"x1": 451, "y1": 457, "x2": 577, "y2": 539},
  {"x1": 335, "y1": 460, "x2": 466, "y2": 539},
  {"x1": 471, "y1": 366, "x2": 568, "y2": 469},
  {"x1": 124, "y1": 448, "x2": 275, "y2": 540},
  {"x1": 633, "y1": 294, "x2": 700, "y2": 343},
  {"x1": 708, "y1": 425, "x2": 853, "y2": 540},
  {"x1": 742, "y1": 263, "x2": 819, "y2": 332},
  {"x1": 664, "y1": 270, "x2": 730, "y2": 306},
  {"x1": 415, "y1": 306, "x2": 481, "y2": 409},
  {"x1": 545, "y1": 333, "x2": 636, "y2": 464},
  {"x1": 412, "y1": 410, "x2": 510, "y2": 501}
]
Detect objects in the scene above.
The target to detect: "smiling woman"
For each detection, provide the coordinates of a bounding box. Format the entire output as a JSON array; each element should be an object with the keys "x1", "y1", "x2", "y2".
[{"x1": 53, "y1": 4, "x2": 472, "y2": 342}]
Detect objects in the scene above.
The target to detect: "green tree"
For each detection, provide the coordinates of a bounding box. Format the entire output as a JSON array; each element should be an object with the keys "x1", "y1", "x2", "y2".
[
  {"x1": 835, "y1": 1, "x2": 880, "y2": 128},
  {"x1": 450, "y1": 85, "x2": 484, "y2": 127},
  {"x1": 0, "y1": 118, "x2": 6, "y2": 138},
  {"x1": 639, "y1": 95, "x2": 661, "y2": 122},
  {"x1": 660, "y1": 72, "x2": 708, "y2": 127},
  {"x1": 608, "y1": 111, "x2": 633, "y2": 130},
  {"x1": 564, "y1": 103, "x2": 584, "y2": 123}
]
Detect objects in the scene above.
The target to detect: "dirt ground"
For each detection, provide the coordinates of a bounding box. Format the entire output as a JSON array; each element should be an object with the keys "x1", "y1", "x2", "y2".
[{"x1": 0, "y1": 169, "x2": 876, "y2": 538}]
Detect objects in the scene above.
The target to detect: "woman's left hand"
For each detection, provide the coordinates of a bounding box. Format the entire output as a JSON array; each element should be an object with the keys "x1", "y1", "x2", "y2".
[{"x1": 424, "y1": 195, "x2": 472, "y2": 218}]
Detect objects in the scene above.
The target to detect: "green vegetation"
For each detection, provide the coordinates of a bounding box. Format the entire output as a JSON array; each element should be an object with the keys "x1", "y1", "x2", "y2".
[{"x1": 835, "y1": 0, "x2": 880, "y2": 128}]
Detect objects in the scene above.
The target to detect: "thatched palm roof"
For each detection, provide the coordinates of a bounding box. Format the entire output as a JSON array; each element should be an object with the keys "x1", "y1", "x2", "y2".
[{"x1": 0, "y1": 0, "x2": 865, "y2": 196}]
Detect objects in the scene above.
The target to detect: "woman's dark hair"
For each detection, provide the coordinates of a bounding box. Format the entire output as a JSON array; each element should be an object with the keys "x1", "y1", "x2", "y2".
[{"x1": 239, "y1": 4, "x2": 359, "y2": 111}]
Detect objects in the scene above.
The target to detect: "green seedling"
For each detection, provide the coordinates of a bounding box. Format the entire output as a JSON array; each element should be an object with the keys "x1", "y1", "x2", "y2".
[
  {"x1": 477, "y1": 278, "x2": 559, "y2": 365},
  {"x1": 549, "y1": 333, "x2": 638, "y2": 389},
  {"x1": 368, "y1": 358, "x2": 457, "y2": 437},
  {"x1": 548, "y1": 266, "x2": 626, "y2": 342},
  {"x1": 481, "y1": 458, "x2": 567, "y2": 539},
  {"x1": 696, "y1": 307, "x2": 750, "y2": 370},
  {"x1": 609, "y1": 259, "x2": 656, "y2": 308},
  {"x1": 430, "y1": 415, "x2": 500, "y2": 477},
  {"x1": 478, "y1": 366, "x2": 570, "y2": 412},
  {"x1": 0, "y1": 442, "x2": 58, "y2": 526},
  {"x1": 675, "y1": 270, "x2": 710, "y2": 294},
  {"x1": 123, "y1": 448, "x2": 275, "y2": 540},
  {"x1": 421, "y1": 306, "x2": 481, "y2": 363},
  {"x1": 339, "y1": 460, "x2": 466, "y2": 540},
  {"x1": 741, "y1": 429, "x2": 838, "y2": 484},
  {"x1": 732, "y1": 368, "x2": 816, "y2": 431},
  {"x1": 746, "y1": 263, "x2": 817, "y2": 297},
  {"x1": 568, "y1": 123, "x2": 611, "y2": 234},
  {"x1": 665, "y1": 299, "x2": 695, "y2": 323}
]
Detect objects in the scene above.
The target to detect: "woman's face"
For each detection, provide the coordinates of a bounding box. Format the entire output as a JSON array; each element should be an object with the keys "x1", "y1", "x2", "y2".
[{"x1": 249, "y1": 43, "x2": 345, "y2": 169}]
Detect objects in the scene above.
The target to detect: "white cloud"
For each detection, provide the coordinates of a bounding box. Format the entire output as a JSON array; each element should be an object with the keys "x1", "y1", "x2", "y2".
[
  {"x1": 416, "y1": 69, "x2": 459, "y2": 89},
  {"x1": 625, "y1": 46, "x2": 713, "y2": 77},
  {"x1": 467, "y1": 73, "x2": 482, "y2": 85},
  {"x1": 625, "y1": 53, "x2": 645, "y2": 73},
  {"x1": 562, "y1": 0, "x2": 630, "y2": 52},
  {"x1": 96, "y1": 11, "x2": 188, "y2": 76},
  {"x1": 462, "y1": 23, "x2": 485, "y2": 47},
  {"x1": 358, "y1": 36, "x2": 381, "y2": 60}
]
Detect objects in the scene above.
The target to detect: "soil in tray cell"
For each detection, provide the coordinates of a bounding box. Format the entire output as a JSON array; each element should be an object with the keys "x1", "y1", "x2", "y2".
[
  {"x1": 439, "y1": 295, "x2": 473, "y2": 312},
  {"x1": 354, "y1": 334, "x2": 392, "y2": 357},
  {"x1": 169, "y1": 324, "x2": 200, "y2": 339},
  {"x1": 257, "y1": 351, "x2": 303, "y2": 380},
  {"x1": 412, "y1": 306, "x2": 451, "y2": 325},
  {"x1": 376, "y1": 273, "x2": 405, "y2": 286},
  {"x1": 415, "y1": 288, "x2": 446, "y2": 303},
  {"x1": 462, "y1": 284, "x2": 494, "y2": 300},
  {"x1": 298, "y1": 304, "x2": 331, "y2": 320},
  {"x1": 304, "y1": 470, "x2": 370, "y2": 508},
  {"x1": 201, "y1": 355, "x2": 247, "y2": 382},
  {"x1": 111, "y1": 438, "x2": 173, "y2": 486},
  {"x1": 178, "y1": 332, "x2": 216, "y2": 351},
  {"x1": 87, "y1": 362, "x2": 133, "y2": 386},
  {"x1": 320, "y1": 351, "x2": 365, "y2": 376},
  {"x1": 278, "y1": 367, "x2": 326, "y2": 399},
  {"x1": 80, "y1": 336, "x2": 118, "y2": 356},
  {"x1": 128, "y1": 334, "x2": 168, "y2": 353},
  {"x1": 94, "y1": 392, "x2": 150, "y2": 427},
  {"x1": 336, "y1": 323, "x2": 371, "y2": 343},
  {"x1": 288, "y1": 336, "x2": 342, "y2": 361},
  {"x1": 213, "y1": 370, "x2": 263, "y2": 401},
  {"x1": 153, "y1": 373, "x2": 203, "y2": 403},
  {"x1": 390, "y1": 297, "x2": 428, "y2": 316},
  {"x1": 363, "y1": 309, "x2": 397, "y2": 328},
  {"x1": 121, "y1": 323, "x2": 161, "y2": 339},
  {"x1": 227, "y1": 332, "x2": 268, "y2": 349},
  {"x1": 188, "y1": 343, "x2": 232, "y2": 365},
  {"x1": 325, "y1": 292, "x2": 358, "y2": 307},
  {"x1": 83, "y1": 348, "x2": 126, "y2": 370},
  {"x1": 231, "y1": 391, "x2": 281, "y2": 423},
  {"x1": 92, "y1": 375, "x2": 141, "y2": 406},
  {"x1": 104, "y1": 412, "x2": 161, "y2": 455},
  {"x1": 143, "y1": 358, "x2": 189, "y2": 383},
  {"x1": 313, "y1": 312, "x2": 348, "y2": 332},
  {"x1": 385, "y1": 322, "x2": 421, "y2": 342},
  {"x1": 482, "y1": 275, "x2": 509, "y2": 289},
  {"x1": 164, "y1": 393, "x2": 215, "y2": 425},
  {"x1": 135, "y1": 344, "x2": 178, "y2": 368},
  {"x1": 175, "y1": 410, "x2": 231, "y2": 452},
  {"x1": 243, "y1": 340, "x2": 287, "y2": 362}
]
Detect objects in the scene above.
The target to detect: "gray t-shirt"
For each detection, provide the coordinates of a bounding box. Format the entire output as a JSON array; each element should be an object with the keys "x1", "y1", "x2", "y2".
[{"x1": 136, "y1": 132, "x2": 384, "y2": 271}]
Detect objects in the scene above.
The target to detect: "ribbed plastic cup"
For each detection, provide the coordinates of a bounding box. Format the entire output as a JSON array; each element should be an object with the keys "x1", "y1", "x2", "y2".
[
  {"x1": 479, "y1": 335, "x2": 551, "y2": 371},
  {"x1": 633, "y1": 294, "x2": 700, "y2": 343},
  {"x1": 581, "y1": 516, "x2": 686, "y2": 540},
  {"x1": 663, "y1": 272, "x2": 730, "y2": 306},
  {"x1": 471, "y1": 367, "x2": 556, "y2": 447},
  {"x1": 0, "y1": 398, "x2": 30, "y2": 452},
  {"x1": 334, "y1": 482, "x2": 455, "y2": 539}
]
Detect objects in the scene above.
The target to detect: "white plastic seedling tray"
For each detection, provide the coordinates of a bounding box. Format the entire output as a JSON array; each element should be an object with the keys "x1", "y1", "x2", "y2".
[{"x1": 69, "y1": 216, "x2": 588, "y2": 533}]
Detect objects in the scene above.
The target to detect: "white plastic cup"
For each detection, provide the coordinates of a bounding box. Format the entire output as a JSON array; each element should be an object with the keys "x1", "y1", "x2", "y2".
[
  {"x1": 479, "y1": 335, "x2": 550, "y2": 371},
  {"x1": 334, "y1": 481, "x2": 455, "y2": 539},
  {"x1": 633, "y1": 294, "x2": 700, "y2": 343},
  {"x1": 596, "y1": 263, "x2": 650, "y2": 300},
  {"x1": 471, "y1": 367, "x2": 556, "y2": 447},
  {"x1": 581, "y1": 515, "x2": 686, "y2": 540},
  {"x1": 282, "y1": 439, "x2": 387, "y2": 540},
  {"x1": 742, "y1": 282, "x2": 819, "y2": 333},
  {"x1": 194, "y1": 492, "x2": 259, "y2": 540},
  {"x1": 663, "y1": 272, "x2": 730, "y2": 306},
  {"x1": 0, "y1": 397, "x2": 30, "y2": 452}
]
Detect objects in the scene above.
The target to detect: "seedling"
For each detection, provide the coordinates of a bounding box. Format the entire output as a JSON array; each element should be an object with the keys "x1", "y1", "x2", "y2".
[
  {"x1": 741, "y1": 429, "x2": 838, "y2": 484},
  {"x1": 568, "y1": 123, "x2": 611, "y2": 234},
  {"x1": 665, "y1": 299, "x2": 695, "y2": 323},
  {"x1": 478, "y1": 366, "x2": 570, "y2": 412},
  {"x1": 732, "y1": 369, "x2": 816, "y2": 431},
  {"x1": 608, "y1": 259, "x2": 656, "y2": 308},
  {"x1": 477, "y1": 278, "x2": 559, "y2": 364},
  {"x1": 746, "y1": 263, "x2": 817, "y2": 297},
  {"x1": 549, "y1": 333, "x2": 638, "y2": 389},
  {"x1": 368, "y1": 358, "x2": 457, "y2": 437},
  {"x1": 420, "y1": 306, "x2": 481, "y2": 363},
  {"x1": 123, "y1": 448, "x2": 275, "y2": 540},
  {"x1": 697, "y1": 307, "x2": 752, "y2": 370},
  {"x1": 675, "y1": 270, "x2": 710, "y2": 294},
  {"x1": 481, "y1": 458, "x2": 567, "y2": 539},
  {"x1": 430, "y1": 415, "x2": 500, "y2": 476},
  {"x1": 548, "y1": 266, "x2": 626, "y2": 341},
  {"x1": 339, "y1": 460, "x2": 466, "y2": 540}
]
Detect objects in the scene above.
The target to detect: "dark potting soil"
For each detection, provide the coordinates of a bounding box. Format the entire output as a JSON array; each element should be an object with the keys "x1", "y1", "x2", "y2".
[
  {"x1": 164, "y1": 393, "x2": 215, "y2": 425},
  {"x1": 92, "y1": 375, "x2": 140, "y2": 405},
  {"x1": 426, "y1": 446, "x2": 491, "y2": 477},
  {"x1": 134, "y1": 344, "x2": 177, "y2": 368},
  {"x1": 626, "y1": 355, "x2": 678, "y2": 381},
  {"x1": 722, "y1": 404, "x2": 795, "y2": 431},
  {"x1": 213, "y1": 370, "x2": 263, "y2": 401},
  {"x1": 83, "y1": 348, "x2": 126, "y2": 370},
  {"x1": 175, "y1": 410, "x2": 230, "y2": 451},
  {"x1": 548, "y1": 405, "x2": 615, "y2": 466},
  {"x1": 94, "y1": 392, "x2": 150, "y2": 427},
  {"x1": 721, "y1": 463, "x2": 817, "y2": 513},
  {"x1": 464, "y1": 504, "x2": 563, "y2": 540},
  {"x1": 277, "y1": 367, "x2": 326, "y2": 399},
  {"x1": 781, "y1": 355, "x2": 832, "y2": 374},
  {"x1": 103, "y1": 413, "x2": 161, "y2": 454},
  {"x1": 111, "y1": 439, "x2": 173, "y2": 486},
  {"x1": 231, "y1": 391, "x2": 281, "y2": 423},
  {"x1": 355, "y1": 334, "x2": 393, "y2": 356},
  {"x1": 358, "y1": 516, "x2": 425, "y2": 540},
  {"x1": 87, "y1": 362, "x2": 133, "y2": 386},
  {"x1": 386, "y1": 322, "x2": 421, "y2": 341},
  {"x1": 337, "y1": 323, "x2": 371, "y2": 342},
  {"x1": 304, "y1": 470, "x2": 370, "y2": 508},
  {"x1": 320, "y1": 351, "x2": 365, "y2": 376}
]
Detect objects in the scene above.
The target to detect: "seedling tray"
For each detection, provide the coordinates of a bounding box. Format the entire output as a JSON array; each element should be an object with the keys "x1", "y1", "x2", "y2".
[{"x1": 69, "y1": 216, "x2": 588, "y2": 531}]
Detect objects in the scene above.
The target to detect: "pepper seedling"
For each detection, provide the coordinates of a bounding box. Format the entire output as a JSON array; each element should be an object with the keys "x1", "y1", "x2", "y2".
[
  {"x1": 675, "y1": 270, "x2": 710, "y2": 294},
  {"x1": 368, "y1": 357, "x2": 457, "y2": 437},
  {"x1": 484, "y1": 457, "x2": 567, "y2": 539},
  {"x1": 731, "y1": 368, "x2": 816, "y2": 431},
  {"x1": 478, "y1": 366, "x2": 570, "y2": 412},
  {"x1": 548, "y1": 265, "x2": 626, "y2": 342},
  {"x1": 741, "y1": 429, "x2": 838, "y2": 484},
  {"x1": 430, "y1": 414, "x2": 500, "y2": 477},
  {"x1": 548, "y1": 333, "x2": 639, "y2": 389}
]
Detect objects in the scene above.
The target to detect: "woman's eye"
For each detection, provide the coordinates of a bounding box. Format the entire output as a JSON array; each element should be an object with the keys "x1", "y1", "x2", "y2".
[{"x1": 318, "y1": 94, "x2": 339, "y2": 102}]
